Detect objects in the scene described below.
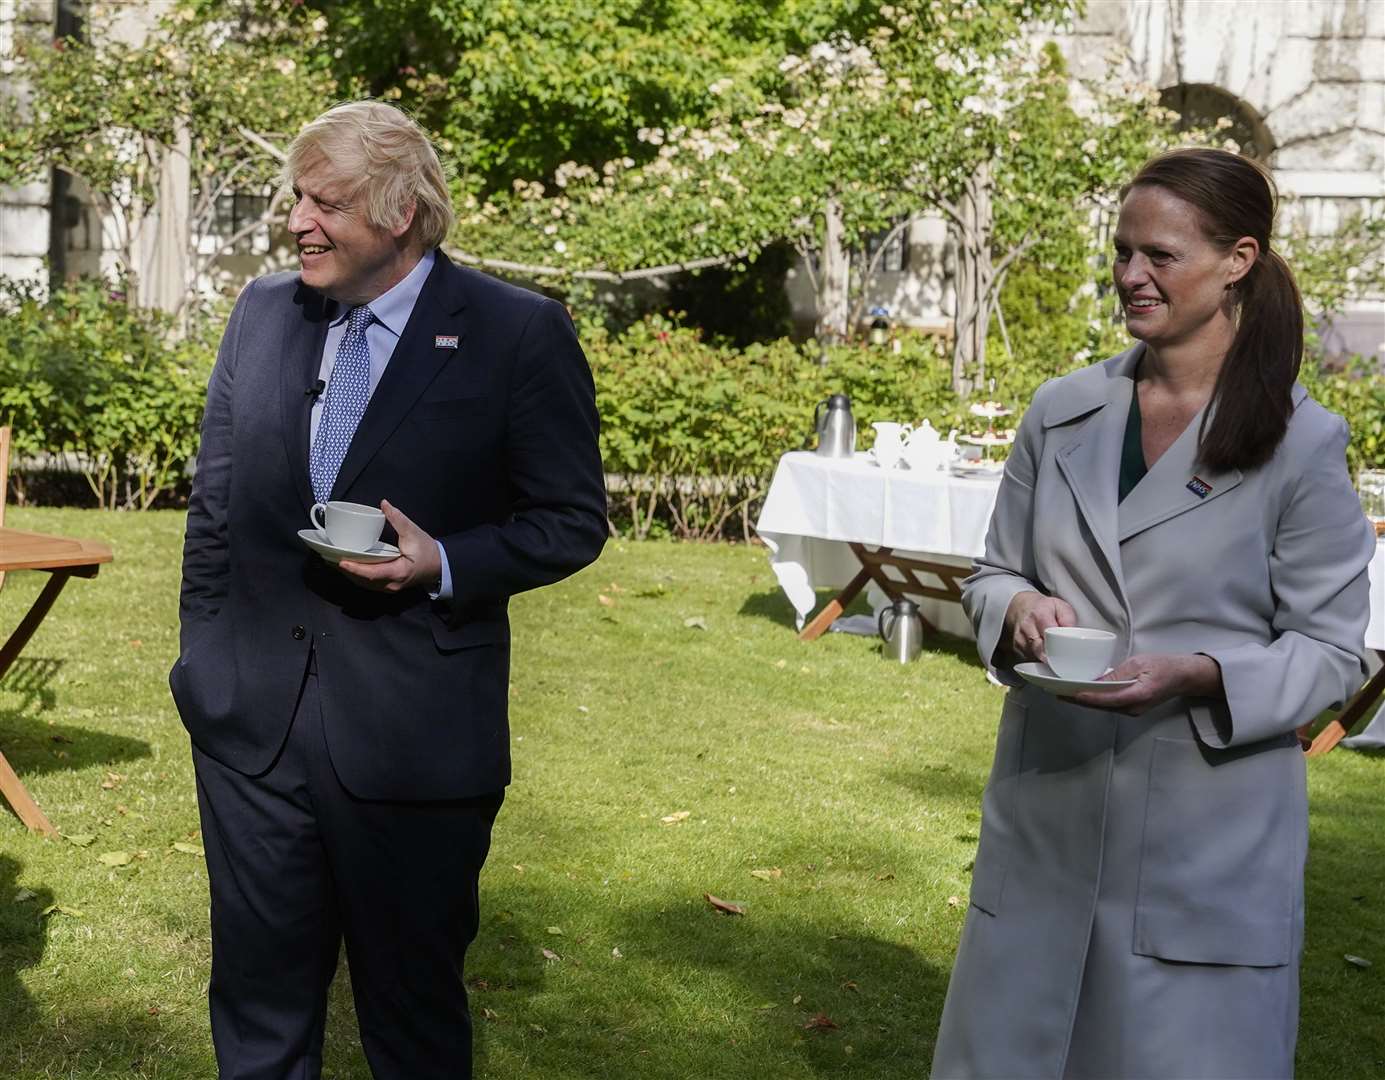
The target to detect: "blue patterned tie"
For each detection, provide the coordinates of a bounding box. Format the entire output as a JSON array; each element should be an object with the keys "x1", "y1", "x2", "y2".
[{"x1": 310, "y1": 304, "x2": 374, "y2": 503}]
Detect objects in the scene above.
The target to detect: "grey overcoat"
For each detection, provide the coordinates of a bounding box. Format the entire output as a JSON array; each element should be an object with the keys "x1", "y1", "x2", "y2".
[{"x1": 931, "y1": 345, "x2": 1375, "y2": 1079}]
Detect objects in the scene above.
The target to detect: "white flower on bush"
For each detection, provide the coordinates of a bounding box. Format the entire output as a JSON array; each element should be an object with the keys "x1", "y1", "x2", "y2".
[
  {"x1": 708, "y1": 77, "x2": 733, "y2": 96},
  {"x1": 1081, "y1": 138, "x2": 1099, "y2": 156},
  {"x1": 553, "y1": 240, "x2": 567, "y2": 254},
  {"x1": 811, "y1": 136, "x2": 832, "y2": 154},
  {"x1": 782, "y1": 108, "x2": 808, "y2": 129},
  {"x1": 638, "y1": 127, "x2": 665, "y2": 146}
]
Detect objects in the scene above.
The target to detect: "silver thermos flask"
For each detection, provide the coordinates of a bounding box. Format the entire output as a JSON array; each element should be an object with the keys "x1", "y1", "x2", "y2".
[
  {"x1": 814, "y1": 394, "x2": 855, "y2": 458},
  {"x1": 878, "y1": 599, "x2": 925, "y2": 663}
]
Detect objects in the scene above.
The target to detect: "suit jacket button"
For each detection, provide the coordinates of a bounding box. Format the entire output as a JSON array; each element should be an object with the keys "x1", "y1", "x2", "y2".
[{"x1": 292, "y1": 625, "x2": 306, "y2": 640}]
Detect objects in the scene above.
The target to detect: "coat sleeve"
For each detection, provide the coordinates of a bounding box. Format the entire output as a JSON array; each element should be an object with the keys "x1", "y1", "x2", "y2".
[
  {"x1": 1192, "y1": 415, "x2": 1374, "y2": 748},
  {"x1": 438, "y1": 297, "x2": 607, "y2": 610},
  {"x1": 962, "y1": 380, "x2": 1054, "y2": 685},
  {"x1": 177, "y1": 278, "x2": 255, "y2": 653}
]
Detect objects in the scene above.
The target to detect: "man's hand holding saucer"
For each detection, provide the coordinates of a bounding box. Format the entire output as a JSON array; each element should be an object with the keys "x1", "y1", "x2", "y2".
[{"x1": 337, "y1": 499, "x2": 442, "y2": 593}]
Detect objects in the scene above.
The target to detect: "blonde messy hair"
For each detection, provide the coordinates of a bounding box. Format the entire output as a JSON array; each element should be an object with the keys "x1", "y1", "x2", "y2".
[{"x1": 284, "y1": 101, "x2": 455, "y2": 248}]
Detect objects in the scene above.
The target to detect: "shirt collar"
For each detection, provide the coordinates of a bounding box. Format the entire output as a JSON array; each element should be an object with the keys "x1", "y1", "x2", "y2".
[{"x1": 332, "y1": 248, "x2": 435, "y2": 337}]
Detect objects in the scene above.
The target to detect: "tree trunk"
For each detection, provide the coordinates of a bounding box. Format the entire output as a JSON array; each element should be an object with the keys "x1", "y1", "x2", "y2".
[
  {"x1": 816, "y1": 196, "x2": 850, "y2": 346},
  {"x1": 950, "y1": 161, "x2": 996, "y2": 397}
]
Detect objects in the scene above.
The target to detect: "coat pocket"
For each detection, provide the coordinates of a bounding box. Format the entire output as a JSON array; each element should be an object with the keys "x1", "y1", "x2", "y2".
[
  {"x1": 1133, "y1": 736, "x2": 1304, "y2": 967},
  {"x1": 429, "y1": 614, "x2": 510, "y2": 653},
  {"x1": 969, "y1": 695, "x2": 1027, "y2": 916}
]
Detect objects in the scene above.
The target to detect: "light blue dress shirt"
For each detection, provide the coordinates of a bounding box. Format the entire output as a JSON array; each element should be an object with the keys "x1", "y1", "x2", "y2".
[{"x1": 311, "y1": 249, "x2": 454, "y2": 598}]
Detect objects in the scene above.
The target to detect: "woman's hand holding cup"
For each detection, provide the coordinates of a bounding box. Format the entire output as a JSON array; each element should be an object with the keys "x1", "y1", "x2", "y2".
[{"x1": 1004, "y1": 590, "x2": 1078, "y2": 665}]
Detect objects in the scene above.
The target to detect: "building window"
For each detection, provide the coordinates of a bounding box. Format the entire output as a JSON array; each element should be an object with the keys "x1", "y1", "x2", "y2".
[
  {"x1": 865, "y1": 224, "x2": 909, "y2": 273},
  {"x1": 203, "y1": 189, "x2": 272, "y2": 256}
]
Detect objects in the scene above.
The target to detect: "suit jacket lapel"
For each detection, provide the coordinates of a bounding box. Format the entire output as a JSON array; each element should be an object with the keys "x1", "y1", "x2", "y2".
[
  {"x1": 281, "y1": 284, "x2": 335, "y2": 511},
  {"x1": 330, "y1": 251, "x2": 469, "y2": 500}
]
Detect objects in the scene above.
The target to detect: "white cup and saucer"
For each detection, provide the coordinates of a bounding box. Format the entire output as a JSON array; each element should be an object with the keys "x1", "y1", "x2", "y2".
[
  {"x1": 298, "y1": 501, "x2": 400, "y2": 564},
  {"x1": 1015, "y1": 627, "x2": 1136, "y2": 696}
]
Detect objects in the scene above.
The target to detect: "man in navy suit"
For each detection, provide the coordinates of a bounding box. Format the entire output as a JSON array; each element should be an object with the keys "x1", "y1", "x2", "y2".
[{"x1": 171, "y1": 100, "x2": 606, "y2": 1078}]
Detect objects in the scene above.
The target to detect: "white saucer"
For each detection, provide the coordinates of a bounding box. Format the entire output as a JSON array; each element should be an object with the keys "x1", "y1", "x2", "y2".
[
  {"x1": 1014, "y1": 662, "x2": 1136, "y2": 696},
  {"x1": 298, "y1": 529, "x2": 400, "y2": 565}
]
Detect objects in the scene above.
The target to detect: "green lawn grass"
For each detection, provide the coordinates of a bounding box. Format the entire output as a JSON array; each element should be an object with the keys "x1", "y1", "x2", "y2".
[{"x1": 0, "y1": 507, "x2": 1380, "y2": 1078}]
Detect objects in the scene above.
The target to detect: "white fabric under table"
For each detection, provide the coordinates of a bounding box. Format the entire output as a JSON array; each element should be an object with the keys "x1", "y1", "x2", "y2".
[
  {"x1": 754, "y1": 451, "x2": 1002, "y2": 638},
  {"x1": 1341, "y1": 537, "x2": 1385, "y2": 748}
]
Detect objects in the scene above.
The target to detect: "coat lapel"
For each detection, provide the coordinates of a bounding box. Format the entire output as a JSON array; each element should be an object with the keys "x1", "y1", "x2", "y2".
[
  {"x1": 1050, "y1": 347, "x2": 1140, "y2": 597},
  {"x1": 330, "y1": 251, "x2": 469, "y2": 500},
  {"x1": 281, "y1": 283, "x2": 335, "y2": 511},
  {"x1": 1115, "y1": 409, "x2": 1242, "y2": 543}
]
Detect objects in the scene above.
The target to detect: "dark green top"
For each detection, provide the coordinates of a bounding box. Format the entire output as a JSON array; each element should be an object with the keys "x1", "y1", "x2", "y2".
[{"x1": 1118, "y1": 383, "x2": 1148, "y2": 503}]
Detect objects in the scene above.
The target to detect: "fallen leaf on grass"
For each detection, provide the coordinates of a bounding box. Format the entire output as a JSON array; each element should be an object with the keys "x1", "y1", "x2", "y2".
[
  {"x1": 683, "y1": 616, "x2": 708, "y2": 630},
  {"x1": 1345, "y1": 954, "x2": 1373, "y2": 969},
  {"x1": 541, "y1": 948, "x2": 561, "y2": 962},
  {"x1": 40, "y1": 903, "x2": 83, "y2": 919},
  {"x1": 947, "y1": 895, "x2": 961, "y2": 907},
  {"x1": 170, "y1": 842, "x2": 203, "y2": 856},
  {"x1": 774, "y1": 659, "x2": 787, "y2": 669},
  {"x1": 98, "y1": 851, "x2": 134, "y2": 867},
  {"x1": 64, "y1": 834, "x2": 96, "y2": 848},
  {"x1": 100, "y1": 772, "x2": 124, "y2": 790},
  {"x1": 49, "y1": 734, "x2": 73, "y2": 744},
  {"x1": 840, "y1": 980, "x2": 859, "y2": 992},
  {"x1": 750, "y1": 868, "x2": 783, "y2": 881},
  {"x1": 804, "y1": 1013, "x2": 839, "y2": 1032},
  {"x1": 481, "y1": 1007, "x2": 499, "y2": 1021},
  {"x1": 611, "y1": 947, "x2": 623, "y2": 959},
  {"x1": 13, "y1": 888, "x2": 37, "y2": 903},
  {"x1": 597, "y1": 594, "x2": 615, "y2": 607},
  {"x1": 660, "y1": 811, "x2": 691, "y2": 825},
  {"x1": 546, "y1": 926, "x2": 564, "y2": 936},
  {"x1": 704, "y1": 893, "x2": 745, "y2": 916}
]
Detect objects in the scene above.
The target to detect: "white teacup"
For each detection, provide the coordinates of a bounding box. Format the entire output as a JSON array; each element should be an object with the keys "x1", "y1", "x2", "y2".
[
  {"x1": 871, "y1": 422, "x2": 911, "y2": 470},
  {"x1": 310, "y1": 500, "x2": 385, "y2": 552},
  {"x1": 1043, "y1": 627, "x2": 1117, "y2": 681}
]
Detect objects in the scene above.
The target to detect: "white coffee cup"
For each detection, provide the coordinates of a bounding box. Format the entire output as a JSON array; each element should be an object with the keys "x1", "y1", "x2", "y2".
[
  {"x1": 310, "y1": 500, "x2": 385, "y2": 552},
  {"x1": 1043, "y1": 627, "x2": 1117, "y2": 681},
  {"x1": 871, "y1": 422, "x2": 911, "y2": 469}
]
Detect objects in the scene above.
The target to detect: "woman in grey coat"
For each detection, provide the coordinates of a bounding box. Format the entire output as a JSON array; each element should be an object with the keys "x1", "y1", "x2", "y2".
[{"x1": 930, "y1": 149, "x2": 1375, "y2": 1079}]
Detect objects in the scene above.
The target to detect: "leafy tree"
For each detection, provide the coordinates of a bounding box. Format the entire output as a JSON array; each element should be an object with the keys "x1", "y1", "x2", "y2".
[
  {"x1": 452, "y1": 1, "x2": 1180, "y2": 390},
  {"x1": 0, "y1": 0, "x2": 336, "y2": 310}
]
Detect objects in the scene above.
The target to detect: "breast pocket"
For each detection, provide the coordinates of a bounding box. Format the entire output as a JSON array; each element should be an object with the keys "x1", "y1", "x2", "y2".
[
  {"x1": 415, "y1": 396, "x2": 488, "y2": 422},
  {"x1": 1133, "y1": 735, "x2": 1304, "y2": 967},
  {"x1": 969, "y1": 695, "x2": 1027, "y2": 916}
]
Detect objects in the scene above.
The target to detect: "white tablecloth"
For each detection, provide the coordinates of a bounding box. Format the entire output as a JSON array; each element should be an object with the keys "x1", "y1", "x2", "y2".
[
  {"x1": 754, "y1": 451, "x2": 1001, "y2": 638},
  {"x1": 756, "y1": 454, "x2": 1385, "y2": 658}
]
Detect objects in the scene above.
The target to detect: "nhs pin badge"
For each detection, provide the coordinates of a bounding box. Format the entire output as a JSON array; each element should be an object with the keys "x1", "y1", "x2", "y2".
[
  {"x1": 434, "y1": 334, "x2": 459, "y2": 350},
  {"x1": 1186, "y1": 475, "x2": 1213, "y2": 499}
]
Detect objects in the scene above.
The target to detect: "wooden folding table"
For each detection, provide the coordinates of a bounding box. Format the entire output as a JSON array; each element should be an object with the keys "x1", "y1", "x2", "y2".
[{"x1": 0, "y1": 527, "x2": 113, "y2": 835}]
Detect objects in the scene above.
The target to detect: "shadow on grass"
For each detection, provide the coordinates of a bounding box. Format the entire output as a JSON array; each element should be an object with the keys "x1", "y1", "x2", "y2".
[
  {"x1": 0, "y1": 704, "x2": 151, "y2": 782},
  {"x1": 737, "y1": 588, "x2": 804, "y2": 631},
  {"x1": 0, "y1": 854, "x2": 52, "y2": 1069},
  {"x1": 467, "y1": 879, "x2": 949, "y2": 1078},
  {"x1": 0, "y1": 657, "x2": 64, "y2": 713}
]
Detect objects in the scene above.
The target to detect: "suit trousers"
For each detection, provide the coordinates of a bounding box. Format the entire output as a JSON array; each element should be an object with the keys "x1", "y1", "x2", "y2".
[{"x1": 192, "y1": 656, "x2": 503, "y2": 1079}]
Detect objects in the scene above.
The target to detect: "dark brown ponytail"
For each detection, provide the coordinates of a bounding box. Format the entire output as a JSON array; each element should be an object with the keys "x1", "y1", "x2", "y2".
[{"x1": 1122, "y1": 148, "x2": 1303, "y2": 472}]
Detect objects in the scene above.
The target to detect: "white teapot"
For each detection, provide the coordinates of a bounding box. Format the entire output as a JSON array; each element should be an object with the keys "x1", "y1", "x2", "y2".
[{"x1": 902, "y1": 420, "x2": 950, "y2": 473}]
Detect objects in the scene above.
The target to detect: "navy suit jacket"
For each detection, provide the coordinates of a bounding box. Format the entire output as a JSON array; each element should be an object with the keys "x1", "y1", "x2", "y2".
[{"x1": 170, "y1": 252, "x2": 607, "y2": 799}]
